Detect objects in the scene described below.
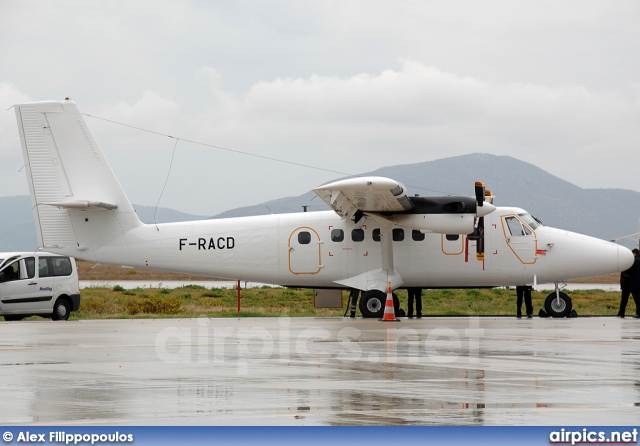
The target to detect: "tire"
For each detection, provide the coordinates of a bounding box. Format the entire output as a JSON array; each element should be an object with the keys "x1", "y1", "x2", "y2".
[
  {"x1": 4, "y1": 315, "x2": 24, "y2": 321},
  {"x1": 358, "y1": 290, "x2": 400, "y2": 318},
  {"x1": 51, "y1": 298, "x2": 71, "y2": 321},
  {"x1": 544, "y1": 292, "x2": 572, "y2": 318}
]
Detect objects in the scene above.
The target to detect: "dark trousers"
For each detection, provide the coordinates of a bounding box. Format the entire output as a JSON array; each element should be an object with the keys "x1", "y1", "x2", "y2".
[
  {"x1": 349, "y1": 289, "x2": 360, "y2": 317},
  {"x1": 619, "y1": 287, "x2": 639, "y2": 316},
  {"x1": 407, "y1": 288, "x2": 422, "y2": 316},
  {"x1": 516, "y1": 286, "x2": 533, "y2": 316}
]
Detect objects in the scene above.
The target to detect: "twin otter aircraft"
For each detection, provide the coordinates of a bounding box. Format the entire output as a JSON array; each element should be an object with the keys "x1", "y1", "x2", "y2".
[{"x1": 14, "y1": 99, "x2": 633, "y2": 318}]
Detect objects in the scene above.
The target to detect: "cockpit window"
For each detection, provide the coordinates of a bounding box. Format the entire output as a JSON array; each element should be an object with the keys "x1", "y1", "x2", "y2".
[
  {"x1": 518, "y1": 213, "x2": 541, "y2": 230},
  {"x1": 505, "y1": 216, "x2": 535, "y2": 236},
  {"x1": 505, "y1": 217, "x2": 524, "y2": 236}
]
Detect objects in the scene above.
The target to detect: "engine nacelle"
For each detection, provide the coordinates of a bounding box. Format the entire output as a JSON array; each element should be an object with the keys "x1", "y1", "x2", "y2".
[{"x1": 392, "y1": 213, "x2": 476, "y2": 234}]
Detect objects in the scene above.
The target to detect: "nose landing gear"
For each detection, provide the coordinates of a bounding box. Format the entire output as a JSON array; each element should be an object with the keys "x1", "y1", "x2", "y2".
[{"x1": 544, "y1": 283, "x2": 573, "y2": 318}]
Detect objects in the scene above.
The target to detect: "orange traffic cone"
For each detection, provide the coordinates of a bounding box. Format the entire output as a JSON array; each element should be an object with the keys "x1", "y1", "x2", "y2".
[{"x1": 380, "y1": 281, "x2": 400, "y2": 322}]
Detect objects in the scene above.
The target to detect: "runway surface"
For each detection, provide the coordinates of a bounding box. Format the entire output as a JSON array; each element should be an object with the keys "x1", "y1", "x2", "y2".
[{"x1": 1, "y1": 316, "x2": 639, "y2": 425}]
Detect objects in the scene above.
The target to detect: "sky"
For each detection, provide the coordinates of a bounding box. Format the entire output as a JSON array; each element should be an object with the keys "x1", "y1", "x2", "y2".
[{"x1": 1, "y1": 1, "x2": 639, "y2": 216}]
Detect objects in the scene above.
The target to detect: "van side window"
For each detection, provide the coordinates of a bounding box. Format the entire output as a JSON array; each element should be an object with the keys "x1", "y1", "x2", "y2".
[
  {"x1": 39, "y1": 258, "x2": 51, "y2": 277},
  {"x1": 50, "y1": 257, "x2": 73, "y2": 276},
  {"x1": 25, "y1": 257, "x2": 36, "y2": 279}
]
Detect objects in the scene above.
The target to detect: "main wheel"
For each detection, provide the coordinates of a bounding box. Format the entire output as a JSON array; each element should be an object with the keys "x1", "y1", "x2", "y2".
[
  {"x1": 51, "y1": 298, "x2": 71, "y2": 321},
  {"x1": 544, "y1": 292, "x2": 572, "y2": 318},
  {"x1": 358, "y1": 290, "x2": 400, "y2": 318},
  {"x1": 359, "y1": 290, "x2": 385, "y2": 318}
]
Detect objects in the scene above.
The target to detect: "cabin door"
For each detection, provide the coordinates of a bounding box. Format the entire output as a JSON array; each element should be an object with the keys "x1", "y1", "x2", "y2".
[{"x1": 288, "y1": 227, "x2": 322, "y2": 274}]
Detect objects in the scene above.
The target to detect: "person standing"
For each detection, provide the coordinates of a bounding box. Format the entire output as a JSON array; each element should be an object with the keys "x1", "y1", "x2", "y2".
[
  {"x1": 516, "y1": 285, "x2": 533, "y2": 318},
  {"x1": 407, "y1": 288, "x2": 422, "y2": 319},
  {"x1": 618, "y1": 248, "x2": 640, "y2": 318}
]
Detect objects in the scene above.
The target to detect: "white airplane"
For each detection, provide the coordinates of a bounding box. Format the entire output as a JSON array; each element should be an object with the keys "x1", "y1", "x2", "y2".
[{"x1": 13, "y1": 99, "x2": 633, "y2": 318}]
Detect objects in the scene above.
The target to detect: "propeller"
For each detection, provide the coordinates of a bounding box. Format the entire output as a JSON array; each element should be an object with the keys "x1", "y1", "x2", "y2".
[
  {"x1": 475, "y1": 182, "x2": 486, "y2": 207},
  {"x1": 473, "y1": 181, "x2": 489, "y2": 260}
]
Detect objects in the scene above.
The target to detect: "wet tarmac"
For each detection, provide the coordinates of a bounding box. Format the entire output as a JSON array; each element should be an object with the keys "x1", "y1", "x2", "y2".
[{"x1": 1, "y1": 316, "x2": 639, "y2": 425}]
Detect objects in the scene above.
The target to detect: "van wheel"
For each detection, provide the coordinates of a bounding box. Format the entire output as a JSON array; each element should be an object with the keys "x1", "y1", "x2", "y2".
[
  {"x1": 4, "y1": 315, "x2": 24, "y2": 321},
  {"x1": 52, "y1": 298, "x2": 71, "y2": 321}
]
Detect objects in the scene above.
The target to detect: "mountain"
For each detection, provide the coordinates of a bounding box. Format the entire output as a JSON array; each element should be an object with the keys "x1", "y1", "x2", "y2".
[
  {"x1": 213, "y1": 153, "x2": 640, "y2": 247},
  {"x1": 2, "y1": 154, "x2": 639, "y2": 251}
]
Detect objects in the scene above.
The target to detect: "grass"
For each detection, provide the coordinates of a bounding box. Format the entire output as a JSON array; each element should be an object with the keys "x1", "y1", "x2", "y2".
[{"x1": 44, "y1": 285, "x2": 627, "y2": 320}]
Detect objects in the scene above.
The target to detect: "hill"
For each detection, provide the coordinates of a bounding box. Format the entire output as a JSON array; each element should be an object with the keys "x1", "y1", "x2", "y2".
[{"x1": 2, "y1": 153, "x2": 639, "y2": 251}]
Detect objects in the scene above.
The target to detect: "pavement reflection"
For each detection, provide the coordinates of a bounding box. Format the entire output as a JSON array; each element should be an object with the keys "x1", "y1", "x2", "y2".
[{"x1": 0, "y1": 317, "x2": 638, "y2": 425}]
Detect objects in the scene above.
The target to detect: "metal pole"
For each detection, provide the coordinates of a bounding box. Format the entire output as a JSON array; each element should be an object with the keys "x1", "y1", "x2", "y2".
[{"x1": 237, "y1": 280, "x2": 241, "y2": 314}]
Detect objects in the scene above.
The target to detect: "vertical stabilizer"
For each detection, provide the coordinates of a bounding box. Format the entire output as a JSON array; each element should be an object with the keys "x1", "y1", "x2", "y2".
[{"x1": 15, "y1": 99, "x2": 142, "y2": 261}]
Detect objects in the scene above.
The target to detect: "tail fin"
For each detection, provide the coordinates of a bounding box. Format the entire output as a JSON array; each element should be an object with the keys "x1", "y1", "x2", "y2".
[{"x1": 15, "y1": 99, "x2": 142, "y2": 261}]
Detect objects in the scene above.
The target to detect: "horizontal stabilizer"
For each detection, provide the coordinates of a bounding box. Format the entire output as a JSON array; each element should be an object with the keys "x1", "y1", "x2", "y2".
[{"x1": 44, "y1": 200, "x2": 118, "y2": 210}]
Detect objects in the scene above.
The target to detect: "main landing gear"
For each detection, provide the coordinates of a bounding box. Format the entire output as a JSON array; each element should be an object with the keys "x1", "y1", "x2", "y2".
[{"x1": 358, "y1": 290, "x2": 400, "y2": 318}]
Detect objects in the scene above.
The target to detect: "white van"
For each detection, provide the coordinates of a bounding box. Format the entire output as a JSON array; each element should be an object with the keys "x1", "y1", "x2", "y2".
[{"x1": 0, "y1": 252, "x2": 80, "y2": 321}]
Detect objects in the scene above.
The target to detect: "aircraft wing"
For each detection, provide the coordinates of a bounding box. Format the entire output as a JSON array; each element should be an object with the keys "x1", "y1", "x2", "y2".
[{"x1": 314, "y1": 177, "x2": 413, "y2": 220}]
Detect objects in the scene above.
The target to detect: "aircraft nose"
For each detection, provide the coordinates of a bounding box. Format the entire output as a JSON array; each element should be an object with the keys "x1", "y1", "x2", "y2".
[{"x1": 617, "y1": 245, "x2": 634, "y2": 271}]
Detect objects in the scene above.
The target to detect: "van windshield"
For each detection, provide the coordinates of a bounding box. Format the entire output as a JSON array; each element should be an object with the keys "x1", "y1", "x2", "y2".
[{"x1": 0, "y1": 256, "x2": 18, "y2": 269}]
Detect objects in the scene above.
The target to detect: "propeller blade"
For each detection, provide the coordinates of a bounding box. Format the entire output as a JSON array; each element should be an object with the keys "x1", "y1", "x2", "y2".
[{"x1": 475, "y1": 182, "x2": 486, "y2": 207}]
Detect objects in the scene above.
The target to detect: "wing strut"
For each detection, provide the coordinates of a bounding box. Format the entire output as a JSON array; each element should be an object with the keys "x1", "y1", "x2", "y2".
[{"x1": 333, "y1": 214, "x2": 405, "y2": 292}]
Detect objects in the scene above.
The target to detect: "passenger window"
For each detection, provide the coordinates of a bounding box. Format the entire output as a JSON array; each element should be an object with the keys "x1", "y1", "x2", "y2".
[
  {"x1": 372, "y1": 229, "x2": 381, "y2": 242},
  {"x1": 331, "y1": 229, "x2": 344, "y2": 242},
  {"x1": 412, "y1": 230, "x2": 425, "y2": 241},
  {"x1": 25, "y1": 257, "x2": 36, "y2": 279},
  {"x1": 39, "y1": 258, "x2": 51, "y2": 277},
  {"x1": 446, "y1": 234, "x2": 459, "y2": 241},
  {"x1": 351, "y1": 229, "x2": 365, "y2": 242},
  {"x1": 298, "y1": 231, "x2": 311, "y2": 245},
  {"x1": 393, "y1": 228, "x2": 404, "y2": 241},
  {"x1": 51, "y1": 257, "x2": 72, "y2": 276}
]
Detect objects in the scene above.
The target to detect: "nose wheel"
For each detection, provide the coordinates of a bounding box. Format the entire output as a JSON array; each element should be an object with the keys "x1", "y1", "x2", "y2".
[{"x1": 544, "y1": 290, "x2": 572, "y2": 318}]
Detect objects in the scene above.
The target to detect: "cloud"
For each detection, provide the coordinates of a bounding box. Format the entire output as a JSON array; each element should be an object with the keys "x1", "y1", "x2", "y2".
[
  {"x1": 189, "y1": 60, "x2": 640, "y2": 187},
  {"x1": 4, "y1": 59, "x2": 639, "y2": 214},
  {"x1": 2, "y1": 1, "x2": 639, "y2": 215}
]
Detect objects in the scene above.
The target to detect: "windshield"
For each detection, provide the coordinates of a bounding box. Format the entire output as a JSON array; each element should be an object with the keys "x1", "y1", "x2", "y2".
[
  {"x1": 0, "y1": 255, "x2": 20, "y2": 270},
  {"x1": 518, "y1": 213, "x2": 541, "y2": 230}
]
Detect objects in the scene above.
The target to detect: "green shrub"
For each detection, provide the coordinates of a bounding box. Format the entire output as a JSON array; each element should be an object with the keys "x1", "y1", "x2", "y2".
[{"x1": 125, "y1": 295, "x2": 182, "y2": 315}]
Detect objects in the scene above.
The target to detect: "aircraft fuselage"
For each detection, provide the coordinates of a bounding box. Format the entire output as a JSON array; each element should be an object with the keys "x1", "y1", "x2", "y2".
[{"x1": 69, "y1": 205, "x2": 630, "y2": 290}]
